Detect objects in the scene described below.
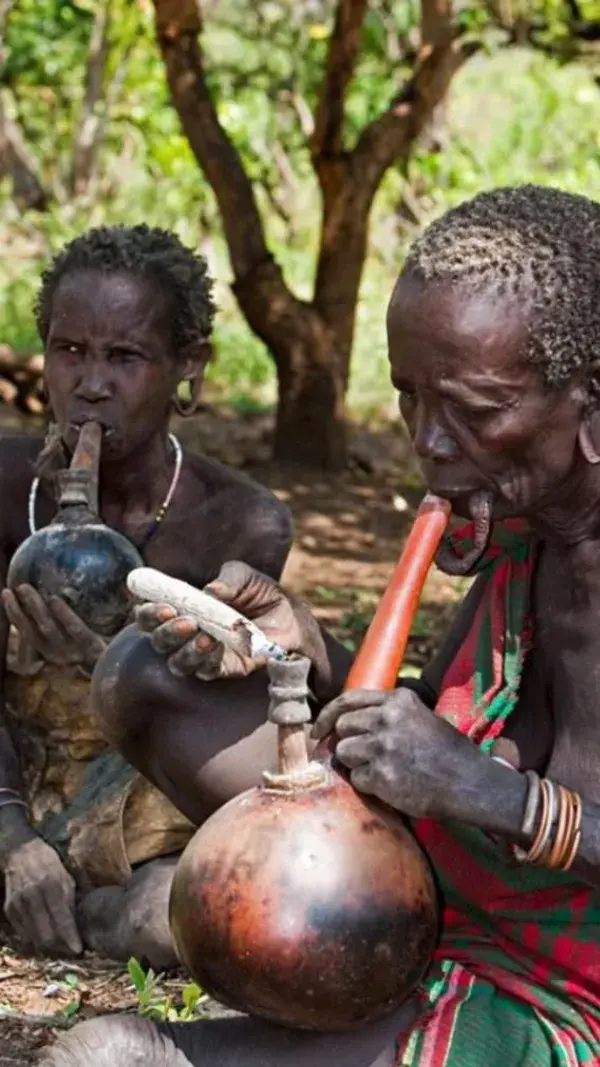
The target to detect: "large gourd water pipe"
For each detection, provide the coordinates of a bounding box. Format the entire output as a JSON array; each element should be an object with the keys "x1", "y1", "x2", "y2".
[{"x1": 127, "y1": 492, "x2": 451, "y2": 1032}]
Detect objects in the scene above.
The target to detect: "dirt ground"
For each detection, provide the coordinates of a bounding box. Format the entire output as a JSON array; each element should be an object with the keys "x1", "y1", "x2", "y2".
[{"x1": 0, "y1": 400, "x2": 466, "y2": 1063}]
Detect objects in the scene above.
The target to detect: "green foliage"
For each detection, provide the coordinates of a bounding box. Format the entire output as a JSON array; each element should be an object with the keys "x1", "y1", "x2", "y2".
[
  {"x1": 0, "y1": 1, "x2": 599, "y2": 416},
  {"x1": 127, "y1": 957, "x2": 205, "y2": 1023}
]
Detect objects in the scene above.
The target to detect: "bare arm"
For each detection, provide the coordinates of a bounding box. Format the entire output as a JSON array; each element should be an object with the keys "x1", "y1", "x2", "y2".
[
  {"x1": 0, "y1": 499, "x2": 82, "y2": 954},
  {"x1": 207, "y1": 490, "x2": 293, "y2": 582},
  {"x1": 0, "y1": 542, "x2": 37, "y2": 863}
]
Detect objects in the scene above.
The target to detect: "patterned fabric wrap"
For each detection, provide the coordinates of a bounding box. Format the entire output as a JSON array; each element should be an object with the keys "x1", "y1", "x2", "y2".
[{"x1": 396, "y1": 521, "x2": 600, "y2": 1066}]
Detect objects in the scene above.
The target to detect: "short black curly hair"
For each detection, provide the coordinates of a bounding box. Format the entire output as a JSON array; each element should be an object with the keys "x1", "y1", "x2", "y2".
[
  {"x1": 35, "y1": 224, "x2": 216, "y2": 361},
  {"x1": 402, "y1": 184, "x2": 600, "y2": 388}
]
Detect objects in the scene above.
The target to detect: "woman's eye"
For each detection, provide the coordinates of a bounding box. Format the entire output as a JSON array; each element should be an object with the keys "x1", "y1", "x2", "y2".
[
  {"x1": 111, "y1": 348, "x2": 143, "y2": 362},
  {"x1": 57, "y1": 343, "x2": 83, "y2": 358},
  {"x1": 399, "y1": 390, "x2": 417, "y2": 406},
  {"x1": 453, "y1": 403, "x2": 492, "y2": 424}
]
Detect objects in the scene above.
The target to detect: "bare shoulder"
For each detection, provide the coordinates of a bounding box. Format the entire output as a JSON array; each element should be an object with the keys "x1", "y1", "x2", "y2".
[
  {"x1": 162, "y1": 448, "x2": 293, "y2": 582},
  {"x1": 184, "y1": 449, "x2": 292, "y2": 530}
]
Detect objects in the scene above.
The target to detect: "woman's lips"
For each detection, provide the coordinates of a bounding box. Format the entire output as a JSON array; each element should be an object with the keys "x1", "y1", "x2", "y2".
[
  {"x1": 435, "y1": 488, "x2": 495, "y2": 577},
  {"x1": 67, "y1": 420, "x2": 115, "y2": 439}
]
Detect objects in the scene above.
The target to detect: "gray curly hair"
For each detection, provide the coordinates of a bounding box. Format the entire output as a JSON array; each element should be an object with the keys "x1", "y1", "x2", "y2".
[{"x1": 402, "y1": 184, "x2": 600, "y2": 388}]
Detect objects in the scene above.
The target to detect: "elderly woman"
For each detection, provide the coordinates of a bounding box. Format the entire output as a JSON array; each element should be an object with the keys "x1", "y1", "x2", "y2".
[
  {"x1": 45, "y1": 185, "x2": 600, "y2": 1066},
  {"x1": 0, "y1": 225, "x2": 292, "y2": 967}
]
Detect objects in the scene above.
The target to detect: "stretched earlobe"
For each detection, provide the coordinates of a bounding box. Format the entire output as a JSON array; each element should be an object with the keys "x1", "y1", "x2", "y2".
[
  {"x1": 578, "y1": 415, "x2": 600, "y2": 465},
  {"x1": 172, "y1": 374, "x2": 203, "y2": 418},
  {"x1": 172, "y1": 341, "x2": 211, "y2": 417}
]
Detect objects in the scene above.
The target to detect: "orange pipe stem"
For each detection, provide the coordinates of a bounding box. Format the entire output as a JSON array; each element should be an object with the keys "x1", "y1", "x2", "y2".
[{"x1": 344, "y1": 493, "x2": 451, "y2": 692}]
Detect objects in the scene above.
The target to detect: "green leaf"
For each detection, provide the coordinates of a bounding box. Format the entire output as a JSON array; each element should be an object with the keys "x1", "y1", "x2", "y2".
[
  {"x1": 127, "y1": 957, "x2": 148, "y2": 994},
  {"x1": 61, "y1": 998, "x2": 81, "y2": 1018},
  {"x1": 182, "y1": 982, "x2": 203, "y2": 1012}
]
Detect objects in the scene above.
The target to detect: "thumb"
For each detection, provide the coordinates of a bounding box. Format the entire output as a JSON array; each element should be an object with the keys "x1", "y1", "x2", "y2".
[{"x1": 205, "y1": 561, "x2": 256, "y2": 603}]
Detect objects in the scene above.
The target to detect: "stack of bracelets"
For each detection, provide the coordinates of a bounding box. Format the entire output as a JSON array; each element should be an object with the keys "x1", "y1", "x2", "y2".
[
  {"x1": 405, "y1": 682, "x2": 584, "y2": 873},
  {"x1": 513, "y1": 769, "x2": 582, "y2": 872}
]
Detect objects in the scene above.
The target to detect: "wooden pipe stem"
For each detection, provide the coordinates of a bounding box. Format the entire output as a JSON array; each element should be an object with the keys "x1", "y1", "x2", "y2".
[
  {"x1": 344, "y1": 493, "x2": 451, "y2": 693},
  {"x1": 58, "y1": 421, "x2": 103, "y2": 514},
  {"x1": 278, "y1": 726, "x2": 311, "y2": 776},
  {"x1": 70, "y1": 421, "x2": 103, "y2": 473}
]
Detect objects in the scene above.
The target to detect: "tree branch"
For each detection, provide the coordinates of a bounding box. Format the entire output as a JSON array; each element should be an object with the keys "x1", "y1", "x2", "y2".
[
  {"x1": 153, "y1": 0, "x2": 272, "y2": 281},
  {"x1": 0, "y1": 0, "x2": 48, "y2": 210},
  {"x1": 354, "y1": 4, "x2": 476, "y2": 191},
  {"x1": 0, "y1": 0, "x2": 15, "y2": 38},
  {"x1": 0, "y1": 91, "x2": 49, "y2": 210},
  {"x1": 70, "y1": 0, "x2": 112, "y2": 196},
  {"x1": 421, "y1": 0, "x2": 453, "y2": 46},
  {"x1": 312, "y1": 0, "x2": 471, "y2": 331},
  {"x1": 310, "y1": 0, "x2": 368, "y2": 164},
  {"x1": 152, "y1": 0, "x2": 316, "y2": 364},
  {"x1": 485, "y1": 0, "x2": 600, "y2": 54}
]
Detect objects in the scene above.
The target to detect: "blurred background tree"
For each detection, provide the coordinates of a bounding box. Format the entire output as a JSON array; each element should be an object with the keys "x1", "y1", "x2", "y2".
[{"x1": 0, "y1": 0, "x2": 598, "y2": 465}]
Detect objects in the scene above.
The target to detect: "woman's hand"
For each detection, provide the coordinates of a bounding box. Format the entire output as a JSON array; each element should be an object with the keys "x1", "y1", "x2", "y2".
[
  {"x1": 2, "y1": 835, "x2": 83, "y2": 956},
  {"x1": 135, "y1": 561, "x2": 327, "y2": 683},
  {"x1": 2, "y1": 585, "x2": 107, "y2": 671},
  {"x1": 312, "y1": 686, "x2": 478, "y2": 821}
]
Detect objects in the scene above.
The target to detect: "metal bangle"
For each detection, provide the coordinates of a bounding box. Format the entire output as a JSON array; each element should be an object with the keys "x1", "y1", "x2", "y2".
[
  {"x1": 541, "y1": 779, "x2": 559, "y2": 864},
  {"x1": 512, "y1": 769, "x2": 541, "y2": 863},
  {"x1": 546, "y1": 784, "x2": 570, "y2": 869},
  {"x1": 526, "y1": 779, "x2": 553, "y2": 864},
  {"x1": 562, "y1": 793, "x2": 583, "y2": 872}
]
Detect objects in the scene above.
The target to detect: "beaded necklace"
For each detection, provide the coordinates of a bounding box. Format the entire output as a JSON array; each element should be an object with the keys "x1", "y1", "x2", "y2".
[{"x1": 28, "y1": 432, "x2": 183, "y2": 549}]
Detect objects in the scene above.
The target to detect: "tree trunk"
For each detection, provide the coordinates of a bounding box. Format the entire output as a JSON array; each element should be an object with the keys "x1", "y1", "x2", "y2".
[
  {"x1": 232, "y1": 257, "x2": 349, "y2": 468},
  {"x1": 152, "y1": 0, "x2": 474, "y2": 469},
  {"x1": 273, "y1": 337, "x2": 347, "y2": 468}
]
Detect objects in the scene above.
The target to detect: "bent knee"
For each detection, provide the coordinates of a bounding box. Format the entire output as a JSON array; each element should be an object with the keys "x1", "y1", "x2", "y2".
[
  {"x1": 91, "y1": 624, "x2": 175, "y2": 746},
  {"x1": 41, "y1": 1016, "x2": 192, "y2": 1067}
]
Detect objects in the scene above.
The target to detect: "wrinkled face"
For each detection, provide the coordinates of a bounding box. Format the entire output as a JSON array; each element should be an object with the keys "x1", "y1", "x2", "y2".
[
  {"x1": 387, "y1": 273, "x2": 587, "y2": 523},
  {"x1": 44, "y1": 270, "x2": 181, "y2": 459}
]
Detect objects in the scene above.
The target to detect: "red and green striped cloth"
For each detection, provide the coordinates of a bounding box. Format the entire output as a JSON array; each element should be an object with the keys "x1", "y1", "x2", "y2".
[{"x1": 396, "y1": 521, "x2": 600, "y2": 1066}]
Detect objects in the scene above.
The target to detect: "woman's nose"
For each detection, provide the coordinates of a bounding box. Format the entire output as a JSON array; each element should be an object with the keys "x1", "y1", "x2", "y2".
[
  {"x1": 412, "y1": 411, "x2": 458, "y2": 461},
  {"x1": 75, "y1": 362, "x2": 112, "y2": 402}
]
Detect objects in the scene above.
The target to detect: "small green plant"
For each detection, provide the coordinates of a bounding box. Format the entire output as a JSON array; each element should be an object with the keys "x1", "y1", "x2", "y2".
[
  {"x1": 59, "y1": 972, "x2": 82, "y2": 1018},
  {"x1": 60, "y1": 997, "x2": 82, "y2": 1019},
  {"x1": 127, "y1": 958, "x2": 205, "y2": 1023}
]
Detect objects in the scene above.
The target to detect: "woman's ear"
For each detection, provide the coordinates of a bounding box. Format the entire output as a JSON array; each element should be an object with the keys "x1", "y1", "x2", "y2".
[
  {"x1": 173, "y1": 340, "x2": 212, "y2": 418},
  {"x1": 578, "y1": 361, "x2": 600, "y2": 465},
  {"x1": 181, "y1": 339, "x2": 212, "y2": 385}
]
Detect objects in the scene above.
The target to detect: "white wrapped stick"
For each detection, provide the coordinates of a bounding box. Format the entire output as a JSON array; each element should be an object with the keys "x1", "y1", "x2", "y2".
[{"x1": 127, "y1": 567, "x2": 287, "y2": 662}]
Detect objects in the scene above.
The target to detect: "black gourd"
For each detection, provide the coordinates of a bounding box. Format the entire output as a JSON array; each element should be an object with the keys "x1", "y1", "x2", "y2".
[{"x1": 8, "y1": 421, "x2": 143, "y2": 636}]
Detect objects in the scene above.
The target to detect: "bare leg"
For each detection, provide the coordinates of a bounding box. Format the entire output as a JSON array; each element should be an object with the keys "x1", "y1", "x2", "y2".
[
  {"x1": 41, "y1": 1001, "x2": 419, "y2": 1067},
  {"x1": 91, "y1": 626, "x2": 306, "y2": 826},
  {"x1": 84, "y1": 628, "x2": 315, "y2": 968},
  {"x1": 77, "y1": 856, "x2": 180, "y2": 970}
]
